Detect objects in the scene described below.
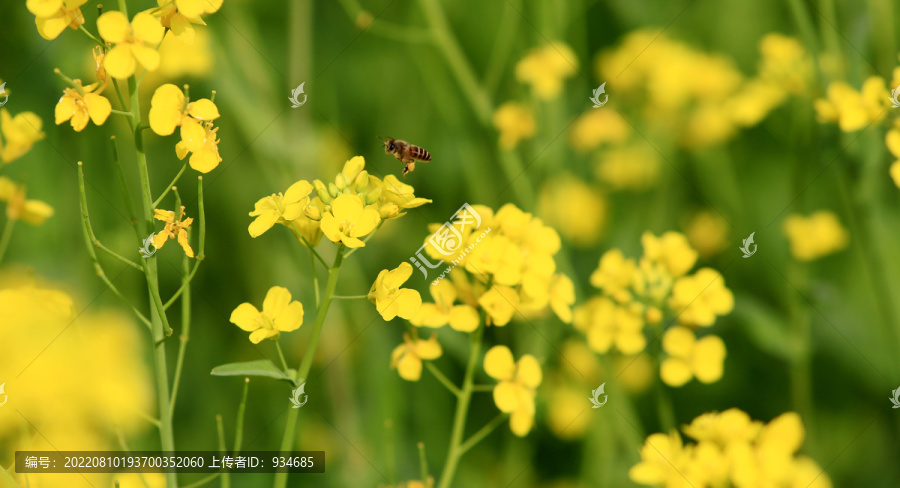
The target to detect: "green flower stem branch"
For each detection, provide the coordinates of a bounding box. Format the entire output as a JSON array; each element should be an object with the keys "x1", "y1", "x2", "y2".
[
  {"x1": 273, "y1": 245, "x2": 345, "y2": 488},
  {"x1": 426, "y1": 362, "x2": 461, "y2": 397},
  {"x1": 437, "y1": 324, "x2": 483, "y2": 488}
]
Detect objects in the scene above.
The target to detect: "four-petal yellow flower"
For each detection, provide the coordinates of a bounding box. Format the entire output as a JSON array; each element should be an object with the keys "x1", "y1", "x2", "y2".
[
  {"x1": 248, "y1": 180, "x2": 313, "y2": 238},
  {"x1": 54, "y1": 80, "x2": 111, "y2": 132},
  {"x1": 230, "y1": 286, "x2": 304, "y2": 343},
  {"x1": 152, "y1": 206, "x2": 195, "y2": 257},
  {"x1": 411, "y1": 279, "x2": 479, "y2": 332},
  {"x1": 97, "y1": 11, "x2": 165, "y2": 79},
  {"x1": 27, "y1": 0, "x2": 88, "y2": 40},
  {"x1": 320, "y1": 194, "x2": 380, "y2": 248},
  {"x1": 390, "y1": 333, "x2": 442, "y2": 381},
  {"x1": 368, "y1": 263, "x2": 422, "y2": 321},
  {"x1": 484, "y1": 345, "x2": 542, "y2": 436}
]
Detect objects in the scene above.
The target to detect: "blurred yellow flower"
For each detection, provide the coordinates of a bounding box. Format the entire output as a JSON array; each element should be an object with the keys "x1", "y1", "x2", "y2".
[
  {"x1": 54, "y1": 80, "x2": 111, "y2": 132},
  {"x1": 0, "y1": 108, "x2": 45, "y2": 163},
  {"x1": 149, "y1": 83, "x2": 220, "y2": 136},
  {"x1": 595, "y1": 145, "x2": 660, "y2": 190},
  {"x1": 493, "y1": 101, "x2": 535, "y2": 150},
  {"x1": 152, "y1": 206, "x2": 194, "y2": 257},
  {"x1": 573, "y1": 296, "x2": 645, "y2": 355},
  {"x1": 515, "y1": 42, "x2": 578, "y2": 99},
  {"x1": 628, "y1": 430, "x2": 692, "y2": 487},
  {"x1": 814, "y1": 77, "x2": 889, "y2": 131},
  {"x1": 478, "y1": 284, "x2": 519, "y2": 326},
  {"x1": 97, "y1": 11, "x2": 165, "y2": 79},
  {"x1": 320, "y1": 194, "x2": 380, "y2": 248},
  {"x1": 783, "y1": 210, "x2": 848, "y2": 261},
  {"x1": 390, "y1": 332, "x2": 442, "y2": 381},
  {"x1": 484, "y1": 345, "x2": 542, "y2": 436},
  {"x1": 537, "y1": 176, "x2": 606, "y2": 247},
  {"x1": 684, "y1": 210, "x2": 729, "y2": 258},
  {"x1": 230, "y1": 285, "x2": 304, "y2": 343},
  {"x1": 156, "y1": 29, "x2": 214, "y2": 78},
  {"x1": 27, "y1": 0, "x2": 87, "y2": 40},
  {"x1": 659, "y1": 326, "x2": 726, "y2": 386},
  {"x1": 153, "y1": 0, "x2": 222, "y2": 44},
  {"x1": 548, "y1": 274, "x2": 575, "y2": 324},
  {"x1": 547, "y1": 387, "x2": 591, "y2": 440},
  {"x1": 411, "y1": 279, "x2": 479, "y2": 332},
  {"x1": 0, "y1": 177, "x2": 54, "y2": 225},
  {"x1": 368, "y1": 262, "x2": 422, "y2": 321},
  {"x1": 757, "y1": 33, "x2": 812, "y2": 94},
  {"x1": 568, "y1": 109, "x2": 630, "y2": 152},
  {"x1": 615, "y1": 354, "x2": 653, "y2": 394},
  {"x1": 642, "y1": 231, "x2": 698, "y2": 278},
  {"x1": 248, "y1": 180, "x2": 312, "y2": 237},
  {"x1": 668, "y1": 268, "x2": 734, "y2": 326},
  {"x1": 589, "y1": 248, "x2": 636, "y2": 302}
]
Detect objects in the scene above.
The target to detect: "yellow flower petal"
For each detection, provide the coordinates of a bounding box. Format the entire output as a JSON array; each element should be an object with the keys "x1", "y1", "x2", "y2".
[
  {"x1": 484, "y1": 345, "x2": 516, "y2": 380},
  {"x1": 515, "y1": 354, "x2": 543, "y2": 388},
  {"x1": 27, "y1": 0, "x2": 63, "y2": 18},
  {"x1": 97, "y1": 11, "x2": 130, "y2": 43},
  {"x1": 187, "y1": 98, "x2": 220, "y2": 120},
  {"x1": 273, "y1": 301, "x2": 304, "y2": 333},
  {"x1": 262, "y1": 286, "x2": 292, "y2": 316},
  {"x1": 662, "y1": 326, "x2": 695, "y2": 357},
  {"x1": 660, "y1": 357, "x2": 692, "y2": 387},
  {"x1": 132, "y1": 44, "x2": 161, "y2": 72},
  {"x1": 448, "y1": 305, "x2": 479, "y2": 332},
  {"x1": 249, "y1": 328, "x2": 278, "y2": 344},
  {"x1": 509, "y1": 407, "x2": 535, "y2": 437},
  {"x1": 54, "y1": 95, "x2": 77, "y2": 125},
  {"x1": 104, "y1": 44, "x2": 136, "y2": 79},
  {"x1": 177, "y1": 228, "x2": 194, "y2": 257},
  {"x1": 492, "y1": 381, "x2": 521, "y2": 413},
  {"x1": 230, "y1": 303, "x2": 261, "y2": 331},
  {"x1": 132, "y1": 11, "x2": 165, "y2": 44},
  {"x1": 396, "y1": 352, "x2": 423, "y2": 381},
  {"x1": 414, "y1": 335, "x2": 442, "y2": 360},
  {"x1": 83, "y1": 92, "x2": 111, "y2": 126}
]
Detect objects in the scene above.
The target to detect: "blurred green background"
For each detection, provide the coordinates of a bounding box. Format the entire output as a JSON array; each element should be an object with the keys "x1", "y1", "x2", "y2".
[{"x1": 2, "y1": 0, "x2": 900, "y2": 486}]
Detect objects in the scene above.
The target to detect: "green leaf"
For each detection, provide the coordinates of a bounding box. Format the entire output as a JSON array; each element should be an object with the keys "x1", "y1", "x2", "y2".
[{"x1": 211, "y1": 360, "x2": 296, "y2": 385}]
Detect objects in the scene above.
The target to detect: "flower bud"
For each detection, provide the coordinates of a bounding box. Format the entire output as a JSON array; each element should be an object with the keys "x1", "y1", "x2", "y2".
[
  {"x1": 335, "y1": 173, "x2": 347, "y2": 190},
  {"x1": 328, "y1": 182, "x2": 340, "y2": 198},
  {"x1": 379, "y1": 203, "x2": 399, "y2": 220},
  {"x1": 314, "y1": 180, "x2": 331, "y2": 204},
  {"x1": 305, "y1": 204, "x2": 322, "y2": 221},
  {"x1": 365, "y1": 186, "x2": 382, "y2": 205},
  {"x1": 355, "y1": 171, "x2": 369, "y2": 193}
]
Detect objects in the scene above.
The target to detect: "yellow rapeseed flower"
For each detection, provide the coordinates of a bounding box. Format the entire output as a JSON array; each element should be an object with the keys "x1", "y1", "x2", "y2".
[
  {"x1": 27, "y1": 0, "x2": 87, "y2": 40},
  {"x1": 153, "y1": 0, "x2": 223, "y2": 44},
  {"x1": 641, "y1": 231, "x2": 698, "y2": 278},
  {"x1": 97, "y1": 11, "x2": 165, "y2": 79},
  {"x1": 368, "y1": 262, "x2": 422, "y2": 321},
  {"x1": 0, "y1": 108, "x2": 45, "y2": 164},
  {"x1": 0, "y1": 177, "x2": 54, "y2": 225},
  {"x1": 595, "y1": 145, "x2": 660, "y2": 190},
  {"x1": 783, "y1": 210, "x2": 848, "y2": 261},
  {"x1": 757, "y1": 33, "x2": 812, "y2": 94},
  {"x1": 478, "y1": 285, "x2": 520, "y2": 326},
  {"x1": 568, "y1": 109, "x2": 630, "y2": 152},
  {"x1": 492, "y1": 101, "x2": 536, "y2": 150},
  {"x1": 659, "y1": 326, "x2": 726, "y2": 386},
  {"x1": 667, "y1": 268, "x2": 734, "y2": 327},
  {"x1": 589, "y1": 248, "x2": 636, "y2": 303},
  {"x1": 320, "y1": 194, "x2": 380, "y2": 248},
  {"x1": 149, "y1": 83, "x2": 220, "y2": 136},
  {"x1": 230, "y1": 286, "x2": 304, "y2": 343},
  {"x1": 248, "y1": 180, "x2": 313, "y2": 237},
  {"x1": 54, "y1": 80, "x2": 111, "y2": 132},
  {"x1": 484, "y1": 345, "x2": 542, "y2": 436},
  {"x1": 515, "y1": 42, "x2": 578, "y2": 100},
  {"x1": 537, "y1": 176, "x2": 607, "y2": 247},
  {"x1": 152, "y1": 206, "x2": 194, "y2": 257},
  {"x1": 814, "y1": 77, "x2": 889, "y2": 131},
  {"x1": 390, "y1": 333, "x2": 442, "y2": 381},
  {"x1": 156, "y1": 29, "x2": 214, "y2": 78},
  {"x1": 684, "y1": 210, "x2": 729, "y2": 258},
  {"x1": 628, "y1": 430, "x2": 693, "y2": 487},
  {"x1": 572, "y1": 296, "x2": 645, "y2": 355},
  {"x1": 411, "y1": 279, "x2": 479, "y2": 332}
]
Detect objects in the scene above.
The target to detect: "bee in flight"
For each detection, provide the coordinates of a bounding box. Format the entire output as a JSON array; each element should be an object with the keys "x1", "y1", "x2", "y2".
[{"x1": 378, "y1": 137, "x2": 431, "y2": 176}]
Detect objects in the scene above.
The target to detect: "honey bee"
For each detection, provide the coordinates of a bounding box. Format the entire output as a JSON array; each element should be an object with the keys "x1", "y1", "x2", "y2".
[{"x1": 378, "y1": 137, "x2": 431, "y2": 176}]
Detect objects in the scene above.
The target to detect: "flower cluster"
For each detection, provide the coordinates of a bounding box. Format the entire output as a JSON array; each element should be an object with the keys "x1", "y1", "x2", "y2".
[
  {"x1": 248, "y1": 156, "x2": 431, "y2": 248},
  {"x1": 149, "y1": 84, "x2": 222, "y2": 172},
  {"x1": 596, "y1": 31, "x2": 810, "y2": 148},
  {"x1": 484, "y1": 345, "x2": 542, "y2": 436},
  {"x1": 573, "y1": 231, "x2": 734, "y2": 386},
  {"x1": 782, "y1": 210, "x2": 848, "y2": 262},
  {"x1": 630, "y1": 409, "x2": 831, "y2": 488}
]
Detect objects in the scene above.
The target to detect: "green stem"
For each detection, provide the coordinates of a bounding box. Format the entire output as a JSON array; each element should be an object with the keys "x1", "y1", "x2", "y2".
[
  {"x1": 0, "y1": 218, "x2": 15, "y2": 265},
  {"x1": 417, "y1": 442, "x2": 429, "y2": 483},
  {"x1": 332, "y1": 294, "x2": 368, "y2": 300},
  {"x1": 425, "y1": 362, "x2": 461, "y2": 397},
  {"x1": 152, "y1": 162, "x2": 189, "y2": 209},
  {"x1": 290, "y1": 224, "x2": 329, "y2": 268},
  {"x1": 458, "y1": 412, "x2": 507, "y2": 455},
  {"x1": 436, "y1": 324, "x2": 483, "y2": 488},
  {"x1": 273, "y1": 246, "x2": 345, "y2": 488},
  {"x1": 109, "y1": 137, "x2": 142, "y2": 240},
  {"x1": 128, "y1": 73, "x2": 178, "y2": 488},
  {"x1": 310, "y1": 250, "x2": 320, "y2": 308},
  {"x1": 275, "y1": 341, "x2": 290, "y2": 373},
  {"x1": 788, "y1": 262, "x2": 815, "y2": 450},
  {"x1": 78, "y1": 25, "x2": 104, "y2": 46},
  {"x1": 234, "y1": 378, "x2": 250, "y2": 454},
  {"x1": 215, "y1": 415, "x2": 231, "y2": 488},
  {"x1": 169, "y1": 247, "x2": 192, "y2": 418}
]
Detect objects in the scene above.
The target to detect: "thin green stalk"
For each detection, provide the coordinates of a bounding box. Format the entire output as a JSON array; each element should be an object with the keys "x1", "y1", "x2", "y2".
[
  {"x1": 234, "y1": 378, "x2": 250, "y2": 454},
  {"x1": 0, "y1": 218, "x2": 15, "y2": 265},
  {"x1": 425, "y1": 362, "x2": 461, "y2": 397},
  {"x1": 115, "y1": 428, "x2": 153, "y2": 488},
  {"x1": 109, "y1": 137, "x2": 142, "y2": 240},
  {"x1": 332, "y1": 294, "x2": 368, "y2": 300},
  {"x1": 273, "y1": 246, "x2": 346, "y2": 488},
  {"x1": 78, "y1": 163, "x2": 152, "y2": 330},
  {"x1": 788, "y1": 262, "x2": 815, "y2": 451},
  {"x1": 417, "y1": 442, "x2": 430, "y2": 483},
  {"x1": 169, "y1": 247, "x2": 192, "y2": 418},
  {"x1": 152, "y1": 162, "x2": 189, "y2": 209},
  {"x1": 337, "y1": 0, "x2": 433, "y2": 43},
  {"x1": 290, "y1": 224, "x2": 329, "y2": 268},
  {"x1": 483, "y1": 0, "x2": 520, "y2": 95},
  {"x1": 78, "y1": 25, "x2": 104, "y2": 46},
  {"x1": 128, "y1": 70, "x2": 178, "y2": 488},
  {"x1": 215, "y1": 415, "x2": 231, "y2": 488},
  {"x1": 309, "y1": 250, "x2": 320, "y2": 308},
  {"x1": 275, "y1": 342, "x2": 290, "y2": 373},
  {"x1": 164, "y1": 178, "x2": 205, "y2": 311},
  {"x1": 436, "y1": 324, "x2": 483, "y2": 488},
  {"x1": 458, "y1": 412, "x2": 507, "y2": 455}
]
